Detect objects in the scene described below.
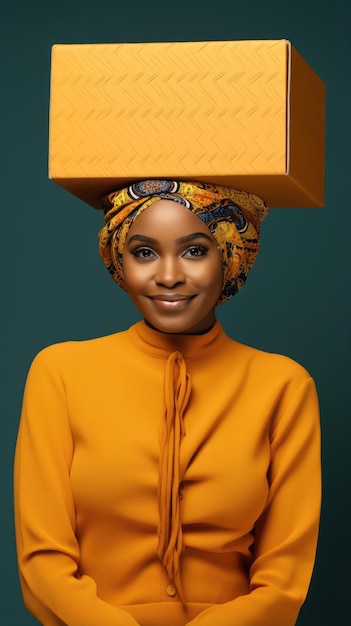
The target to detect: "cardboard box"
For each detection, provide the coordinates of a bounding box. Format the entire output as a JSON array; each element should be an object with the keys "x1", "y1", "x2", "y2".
[{"x1": 49, "y1": 40, "x2": 325, "y2": 209}]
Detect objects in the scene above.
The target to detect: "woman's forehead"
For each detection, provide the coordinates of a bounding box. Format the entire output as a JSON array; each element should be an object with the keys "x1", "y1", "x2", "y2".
[{"x1": 127, "y1": 199, "x2": 212, "y2": 237}]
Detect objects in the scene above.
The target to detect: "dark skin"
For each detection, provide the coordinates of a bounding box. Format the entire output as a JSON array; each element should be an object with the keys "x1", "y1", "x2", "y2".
[{"x1": 122, "y1": 199, "x2": 224, "y2": 335}]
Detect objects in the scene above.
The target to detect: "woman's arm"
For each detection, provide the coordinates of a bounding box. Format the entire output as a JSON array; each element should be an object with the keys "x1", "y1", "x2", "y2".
[
  {"x1": 185, "y1": 375, "x2": 321, "y2": 626},
  {"x1": 14, "y1": 347, "x2": 140, "y2": 626}
]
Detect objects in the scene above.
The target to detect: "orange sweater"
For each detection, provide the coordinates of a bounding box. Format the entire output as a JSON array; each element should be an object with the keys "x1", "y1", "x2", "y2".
[{"x1": 14, "y1": 321, "x2": 321, "y2": 626}]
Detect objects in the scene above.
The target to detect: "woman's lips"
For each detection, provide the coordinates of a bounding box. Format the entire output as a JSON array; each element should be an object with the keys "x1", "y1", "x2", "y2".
[{"x1": 149, "y1": 294, "x2": 195, "y2": 311}]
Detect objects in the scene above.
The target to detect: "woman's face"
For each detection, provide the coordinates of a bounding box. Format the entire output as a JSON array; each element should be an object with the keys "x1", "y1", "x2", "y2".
[{"x1": 122, "y1": 199, "x2": 223, "y2": 334}]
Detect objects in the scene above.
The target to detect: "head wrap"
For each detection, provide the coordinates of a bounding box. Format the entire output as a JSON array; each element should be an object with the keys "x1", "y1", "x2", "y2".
[{"x1": 98, "y1": 179, "x2": 268, "y2": 304}]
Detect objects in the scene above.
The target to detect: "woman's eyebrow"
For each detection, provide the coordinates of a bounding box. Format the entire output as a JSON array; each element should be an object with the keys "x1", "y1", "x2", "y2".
[
  {"x1": 127, "y1": 232, "x2": 213, "y2": 245},
  {"x1": 127, "y1": 234, "x2": 157, "y2": 244},
  {"x1": 176, "y1": 232, "x2": 213, "y2": 244}
]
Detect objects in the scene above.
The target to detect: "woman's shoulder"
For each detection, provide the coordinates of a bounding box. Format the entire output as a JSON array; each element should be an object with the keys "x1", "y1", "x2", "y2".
[
  {"x1": 223, "y1": 331, "x2": 313, "y2": 382},
  {"x1": 29, "y1": 328, "x2": 129, "y2": 370}
]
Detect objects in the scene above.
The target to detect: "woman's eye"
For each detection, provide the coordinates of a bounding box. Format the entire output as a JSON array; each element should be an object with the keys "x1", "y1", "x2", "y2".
[
  {"x1": 183, "y1": 245, "x2": 208, "y2": 258},
  {"x1": 132, "y1": 247, "x2": 156, "y2": 259}
]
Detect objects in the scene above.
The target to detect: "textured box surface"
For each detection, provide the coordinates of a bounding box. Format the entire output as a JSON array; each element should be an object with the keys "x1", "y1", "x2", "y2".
[{"x1": 49, "y1": 40, "x2": 325, "y2": 208}]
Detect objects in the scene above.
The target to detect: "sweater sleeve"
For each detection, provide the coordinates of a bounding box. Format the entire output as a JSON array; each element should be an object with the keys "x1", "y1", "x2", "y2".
[
  {"x1": 14, "y1": 348, "x2": 140, "y2": 626},
  {"x1": 185, "y1": 374, "x2": 321, "y2": 626}
]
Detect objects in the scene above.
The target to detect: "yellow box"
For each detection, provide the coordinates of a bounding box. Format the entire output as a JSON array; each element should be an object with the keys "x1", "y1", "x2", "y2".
[{"x1": 49, "y1": 40, "x2": 325, "y2": 208}]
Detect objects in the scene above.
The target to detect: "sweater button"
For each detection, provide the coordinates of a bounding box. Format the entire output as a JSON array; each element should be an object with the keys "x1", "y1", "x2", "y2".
[{"x1": 166, "y1": 584, "x2": 177, "y2": 596}]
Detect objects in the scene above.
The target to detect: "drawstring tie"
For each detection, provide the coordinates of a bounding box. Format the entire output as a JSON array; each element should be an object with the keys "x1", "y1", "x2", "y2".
[{"x1": 157, "y1": 351, "x2": 191, "y2": 602}]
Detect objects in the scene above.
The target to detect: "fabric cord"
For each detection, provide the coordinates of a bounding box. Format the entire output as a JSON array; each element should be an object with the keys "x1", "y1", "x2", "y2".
[{"x1": 157, "y1": 351, "x2": 191, "y2": 601}]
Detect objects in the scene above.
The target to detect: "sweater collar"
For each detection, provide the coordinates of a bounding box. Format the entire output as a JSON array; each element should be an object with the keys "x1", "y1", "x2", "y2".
[{"x1": 127, "y1": 319, "x2": 228, "y2": 360}]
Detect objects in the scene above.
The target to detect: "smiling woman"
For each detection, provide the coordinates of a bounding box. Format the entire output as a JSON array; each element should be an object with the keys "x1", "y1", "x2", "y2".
[
  {"x1": 122, "y1": 200, "x2": 224, "y2": 334},
  {"x1": 99, "y1": 179, "x2": 267, "y2": 304},
  {"x1": 14, "y1": 179, "x2": 321, "y2": 626}
]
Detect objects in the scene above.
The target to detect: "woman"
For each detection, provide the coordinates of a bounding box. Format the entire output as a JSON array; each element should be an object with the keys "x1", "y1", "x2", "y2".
[{"x1": 14, "y1": 179, "x2": 321, "y2": 626}]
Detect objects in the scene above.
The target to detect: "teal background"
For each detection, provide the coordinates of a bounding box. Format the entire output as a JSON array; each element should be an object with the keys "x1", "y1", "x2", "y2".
[{"x1": 2, "y1": 0, "x2": 350, "y2": 623}]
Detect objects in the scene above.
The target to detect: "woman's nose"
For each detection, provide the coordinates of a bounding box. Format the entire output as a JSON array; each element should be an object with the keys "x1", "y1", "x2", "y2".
[{"x1": 154, "y1": 256, "x2": 186, "y2": 287}]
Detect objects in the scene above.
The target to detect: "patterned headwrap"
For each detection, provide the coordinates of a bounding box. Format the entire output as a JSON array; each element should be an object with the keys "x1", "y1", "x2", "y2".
[{"x1": 98, "y1": 179, "x2": 268, "y2": 304}]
